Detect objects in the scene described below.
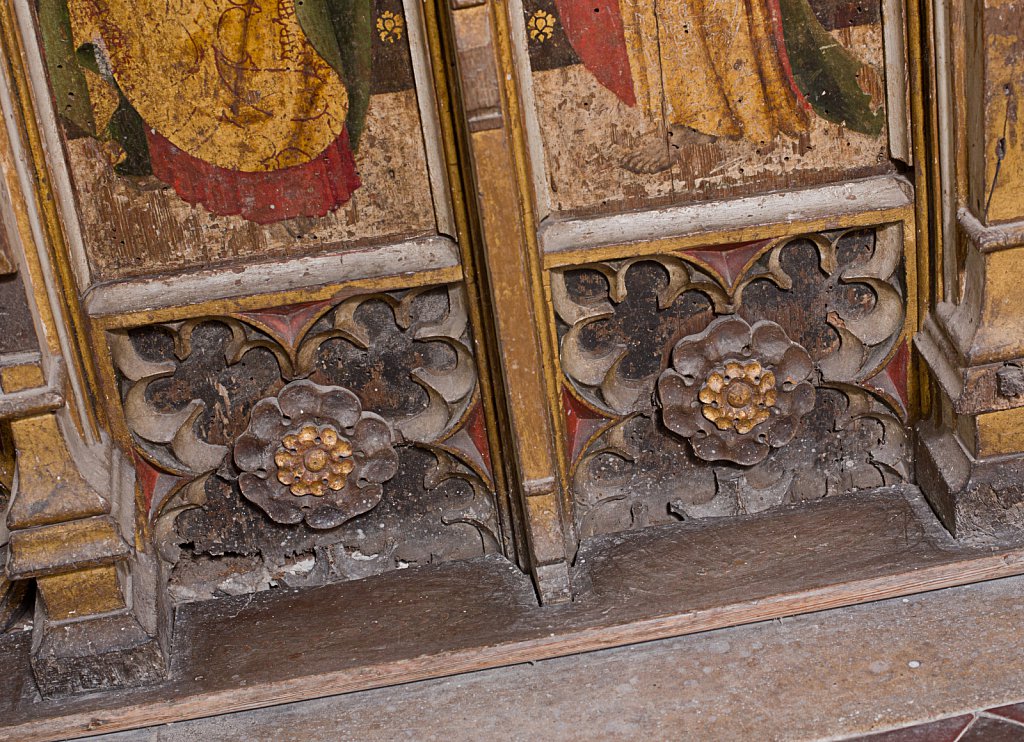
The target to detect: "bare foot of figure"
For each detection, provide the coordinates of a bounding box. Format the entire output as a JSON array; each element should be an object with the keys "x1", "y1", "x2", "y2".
[
  {"x1": 283, "y1": 215, "x2": 318, "y2": 238},
  {"x1": 622, "y1": 125, "x2": 719, "y2": 174}
]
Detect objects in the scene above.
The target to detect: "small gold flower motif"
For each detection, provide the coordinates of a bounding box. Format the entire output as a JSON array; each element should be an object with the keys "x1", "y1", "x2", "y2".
[
  {"x1": 528, "y1": 10, "x2": 556, "y2": 42},
  {"x1": 698, "y1": 361, "x2": 777, "y2": 435},
  {"x1": 377, "y1": 11, "x2": 405, "y2": 43},
  {"x1": 274, "y1": 424, "x2": 355, "y2": 497}
]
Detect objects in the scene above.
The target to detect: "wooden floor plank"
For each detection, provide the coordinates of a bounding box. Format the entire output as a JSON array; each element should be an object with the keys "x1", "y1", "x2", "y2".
[
  {"x1": 3, "y1": 488, "x2": 1023, "y2": 742},
  {"x1": 86, "y1": 574, "x2": 1024, "y2": 742}
]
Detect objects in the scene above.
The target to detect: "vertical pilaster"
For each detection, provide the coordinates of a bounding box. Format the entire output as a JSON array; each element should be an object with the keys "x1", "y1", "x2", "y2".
[
  {"x1": 441, "y1": 0, "x2": 572, "y2": 602},
  {"x1": 0, "y1": 4, "x2": 165, "y2": 694},
  {"x1": 917, "y1": 0, "x2": 1024, "y2": 538}
]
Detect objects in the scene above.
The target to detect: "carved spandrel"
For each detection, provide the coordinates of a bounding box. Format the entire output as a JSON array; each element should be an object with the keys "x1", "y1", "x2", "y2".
[
  {"x1": 109, "y1": 285, "x2": 502, "y2": 603},
  {"x1": 554, "y1": 227, "x2": 910, "y2": 539}
]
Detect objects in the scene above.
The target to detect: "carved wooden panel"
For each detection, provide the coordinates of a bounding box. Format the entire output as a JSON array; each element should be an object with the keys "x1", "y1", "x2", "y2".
[
  {"x1": 31, "y1": 0, "x2": 450, "y2": 283},
  {"x1": 553, "y1": 226, "x2": 911, "y2": 539},
  {"x1": 109, "y1": 285, "x2": 504, "y2": 603},
  {"x1": 517, "y1": 0, "x2": 894, "y2": 218}
]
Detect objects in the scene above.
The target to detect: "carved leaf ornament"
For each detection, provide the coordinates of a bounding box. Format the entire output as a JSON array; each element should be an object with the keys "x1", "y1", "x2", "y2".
[
  {"x1": 234, "y1": 380, "x2": 399, "y2": 529},
  {"x1": 658, "y1": 316, "x2": 816, "y2": 465}
]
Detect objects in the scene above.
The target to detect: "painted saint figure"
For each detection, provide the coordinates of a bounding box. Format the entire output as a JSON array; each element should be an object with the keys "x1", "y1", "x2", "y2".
[
  {"x1": 553, "y1": 0, "x2": 884, "y2": 173},
  {"x1": 40, "y1": 0, "x2": 374, "y2": 223}
]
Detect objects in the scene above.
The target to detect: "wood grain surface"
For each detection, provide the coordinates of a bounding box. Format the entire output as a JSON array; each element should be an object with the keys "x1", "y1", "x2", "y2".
[{"x1": 3, "y1": 487, "x2": 1024, "y2": 741}]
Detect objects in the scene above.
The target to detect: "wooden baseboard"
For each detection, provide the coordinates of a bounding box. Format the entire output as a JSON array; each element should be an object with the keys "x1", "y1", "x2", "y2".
[{"x1": 3, "y1": 487, "x2": 1024, "y2": 742}]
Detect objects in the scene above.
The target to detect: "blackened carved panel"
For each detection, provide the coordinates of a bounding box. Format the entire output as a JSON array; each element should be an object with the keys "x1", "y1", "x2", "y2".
[
  {"x1": 553, "y1": 227, "x2": 911, "y2": 539},
  {"x1": 110, "y1": 285, "x2": 503, "y2": 604}
]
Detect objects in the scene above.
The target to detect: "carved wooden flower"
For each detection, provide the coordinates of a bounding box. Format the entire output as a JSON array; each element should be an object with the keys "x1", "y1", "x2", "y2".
[
  {"x1": 234, "y1": 380, "x2": 399, "y2": 529},
  {"x1": 274, "y1": 425, "x2": 355, "y2": 497},
  {"x1": 657, "y1": 316, "x2": 815, "y2": 466},
  {"x1": 699, "y1": 360, "x2": 777, "y2": 434}
]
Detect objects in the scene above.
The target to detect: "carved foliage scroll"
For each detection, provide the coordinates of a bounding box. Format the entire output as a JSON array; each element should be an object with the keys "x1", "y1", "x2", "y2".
[
  {"x1": 552, "y1": 227, "x2": 911, "y2": 539},
  {"x1": 111, "y1": 285, "x2": 501, "y2": 602}
]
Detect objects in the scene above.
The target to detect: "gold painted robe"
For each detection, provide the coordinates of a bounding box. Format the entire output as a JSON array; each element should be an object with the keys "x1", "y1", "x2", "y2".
[
  {"x1": 68, "y1": 0, "x2": 349, "y2": 172},
  {"x1": 618, "y1": 0, "x2": 809, "y2": 142}
]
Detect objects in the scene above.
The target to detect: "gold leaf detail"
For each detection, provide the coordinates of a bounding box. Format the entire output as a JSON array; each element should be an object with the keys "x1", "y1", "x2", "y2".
[
  {"x1": 275, "y1": 424, "x2": 355, "y2": 497},
  {"x1": 377, "y1": 11, "x2": 405, "y2": 43},
  {"x1": 527, "y1": 10, "x2": 556, "y2": 43},
  {"x1": 699, "y1": 362, "x2": 776, "y2": 435}
]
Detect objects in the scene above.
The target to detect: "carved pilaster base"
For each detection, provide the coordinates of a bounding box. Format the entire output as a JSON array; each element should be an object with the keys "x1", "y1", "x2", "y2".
[
  {"x1": 522, "y1": 490, "x2": 572, "y2": 604},
  {"x1": 915, "y1": 212, "x2": 1024, "y2": 540},
  {"x1": 30, "y1": 606, "x2": 165, "y2": 698},
  {"x1": 916, "y1": 420, "x2": 1024, "y2": 542},
  {"x1": 5, "y1": 412, "x2": 168, "y2": 696}
]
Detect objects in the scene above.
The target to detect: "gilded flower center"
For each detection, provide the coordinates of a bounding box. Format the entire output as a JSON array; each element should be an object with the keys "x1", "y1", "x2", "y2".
[
  {"x1": 274, "y1": 424, "x2": 354, "y2": 497},
  {"x1": 304, "y1": 448, "x2": 328, "y2": 472},
  {"x1": 698, "y1": 361, "x2": 778, "y2": 435},
  {"x1": 726, "y1": 383, "x2": 753, "y2": 408}
]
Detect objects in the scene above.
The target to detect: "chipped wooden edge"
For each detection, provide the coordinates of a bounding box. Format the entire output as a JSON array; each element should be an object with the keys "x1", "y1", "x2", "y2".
[
  {"x1": 404, "y1": 0, "x2": 457, "y2": 238},
  {"x1": 10, "y1": 0, "x2": 91, "y2": 290},
  {"x1": 82, "y1": 235, "x2": 463, "y2": 320},
  {"x1": 539, "y1": 175, "x2": 915, "y2": 256},
  {"x1": 505, "y1": 0, "x2": 551, "y2": 222},
  {"x1": 0, "y1": 15, "x2": 96, "y2": 442},
  {"x1": 882, "y1": 0, "x2": 912, "y2": 164},
  {"x1": 5, "y1": 543, "x2": 1024, "y2": 742}
]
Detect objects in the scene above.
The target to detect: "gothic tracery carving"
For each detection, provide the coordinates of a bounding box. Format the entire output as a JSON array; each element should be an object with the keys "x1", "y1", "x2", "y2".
[
  {"x1": 553, "y1": 227, "x2": 910, "y2": 538},
  {"x1": 109, "y1": 284, "x2": 501, "y2": 598}
]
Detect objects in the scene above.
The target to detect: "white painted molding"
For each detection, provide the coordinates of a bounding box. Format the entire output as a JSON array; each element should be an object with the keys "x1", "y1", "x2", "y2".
[
  {"x1": 84, "y1": 235, "x2": 462, "y2": 316},
  {"x1": 539, "y1": 175, "x2": 915, "y2": 254}
]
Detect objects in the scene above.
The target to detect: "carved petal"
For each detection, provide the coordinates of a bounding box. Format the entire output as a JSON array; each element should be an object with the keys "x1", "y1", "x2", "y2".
[
  {"x1": 234, "y1": 431, "x2": 274, "y2": 473},
  {"x1": 277, "y1": 380, "x2": 324, "y2": 421},
  {"x1": 695, "y1": 432, "x2": 767, "y2": 467},
  {"x1": 318, "y1": 387, "x2": 362, "y2": 429},
  {"x1": 702, "y1": 317, "x2": 751, "y2": 364},
  {"x1": 778, "y1": 345, "x2": 814, "y2": 388},
  {"x1": 304, "y1": 503, "x2": 352, "y2": 530},
  {"x1": 750, "y1": 321, "x2": 792, "y2": 365},
  {"x1": 245, "y1": 398, "x2": 288, "y2": 444},
  {"x1": 658, "y1": 372, "x2": 701, "y2": 438},
  {"x1": 763, "y1": 414, "x2": 798, "y2": 448},
  {"x1": 238, "y1": 472, "x2": 302, "y2": 525},
  {"x1": 670, "y1": 341, "x2": 709, "y2": 384},
  {"x1": 313, "y1": 482, "x2": 385, "y2": 529},
  {"x1": 355, "y1": 415, "x2": 394, "y2": 453},
  {"x1": 355, "y1": 416, "x2": 400, "y2": 484},
  {"x1": 789, "y1": 382, "x2": 817, "y2": 417}
]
